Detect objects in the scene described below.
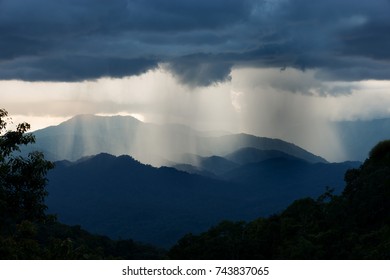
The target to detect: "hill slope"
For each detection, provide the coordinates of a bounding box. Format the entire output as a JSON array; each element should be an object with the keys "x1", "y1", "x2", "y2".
[
  {"x1": 46, "y1": 154, "x2": 253, "y2": 247},
  {"x1": 46, "y1": 153, "x2": 356, "y2": 247}
]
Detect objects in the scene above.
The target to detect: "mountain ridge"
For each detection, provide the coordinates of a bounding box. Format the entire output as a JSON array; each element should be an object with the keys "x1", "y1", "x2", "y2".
[{"x1": 27, "y1": 114, "x2": 327, "y2": 165}]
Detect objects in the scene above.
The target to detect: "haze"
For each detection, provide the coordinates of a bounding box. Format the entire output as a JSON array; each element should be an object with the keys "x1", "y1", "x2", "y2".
[{"x1": 2, "y1": 0, "x2": 390, "y2": 162}]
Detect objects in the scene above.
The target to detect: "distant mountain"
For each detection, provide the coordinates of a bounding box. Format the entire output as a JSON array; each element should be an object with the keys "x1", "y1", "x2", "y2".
[
  {"x1": 200, "y1": 133, "x2": 327, "y2": 163},
  {"x1": 225, "y1": 147, "x2": 296, "y2": 165},
  {"x1": 28, "y1": 114, "x2": 327, "y2": 166},
  {"x1": 46, "y1": 153, "x2": 358, "y2": 247},
  {"x1": 334, "y1": 118, "x2": 390, "y2": 161},
  {"x1": 28, "y1": 115, "x2": 199, "y2": 165}
]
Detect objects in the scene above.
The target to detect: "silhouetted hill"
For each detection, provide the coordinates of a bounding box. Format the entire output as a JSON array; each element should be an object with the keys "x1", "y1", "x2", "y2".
[
  {"x1": 28, "y1": 115, "x2": 326, "y2": 165},
  {"x1": 46, "y1": 153, "x2": 254, "y2": 247},
  {"x1": 176, "y1": 154, "x2": 239, "y2": 175},
  {"x1": 46, "y1": 153, "x2": 357, "y2": 247},
  {"x1": 171, "y1": 164, "x2": 217, "y2": 178}
]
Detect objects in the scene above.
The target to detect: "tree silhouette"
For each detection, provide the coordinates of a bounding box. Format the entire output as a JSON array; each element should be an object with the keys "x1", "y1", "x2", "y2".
[{"x1": 0, "y1": 109, "x2": 54, "y2": 225}]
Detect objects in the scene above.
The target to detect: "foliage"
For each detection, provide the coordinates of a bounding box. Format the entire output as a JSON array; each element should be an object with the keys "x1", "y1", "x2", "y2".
[
  {"x1": 0, "y1": 108, "x2": 53, "y2": 225},
  {"x1": 169, "y1": 140, "x2": 390, "y2": 259},
  {"x1": 369, "y1": 140, "x2": 390, "y2": 161}
]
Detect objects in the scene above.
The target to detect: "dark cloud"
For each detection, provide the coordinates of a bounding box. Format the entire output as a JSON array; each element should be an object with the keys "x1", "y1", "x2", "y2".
[
  {"x1": 0, "y1": 55, "x2": 158, "y2": 81},
  {"x1": 167, "y1": 54, "x2": 233, "y2": 87},
  {"x1": 0, "y1": 0, "x2": 390, "y2": 85},
  {"x1": 341, "y1": 20, "x2": 390, "y2": 60},
  {"x1": 124, "y1": 0, "x2": 255, "y2": 31}
]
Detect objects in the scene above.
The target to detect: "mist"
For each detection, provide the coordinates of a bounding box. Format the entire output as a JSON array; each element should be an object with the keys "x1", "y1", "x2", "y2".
[{"x1": 4, "y1": 66, "x2": 390, "y2": 163}]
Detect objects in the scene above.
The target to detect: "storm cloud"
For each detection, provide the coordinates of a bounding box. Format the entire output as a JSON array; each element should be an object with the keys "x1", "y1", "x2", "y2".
[{"x1": 1, "y1": 0, "x2": 390, "y2": 85}]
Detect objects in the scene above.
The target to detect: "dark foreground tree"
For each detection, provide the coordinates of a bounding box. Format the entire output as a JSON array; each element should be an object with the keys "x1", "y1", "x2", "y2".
[
  {"x1": 0, "y1": 109, "x2": 54, "y2": 258},
  {"x1": 0, "y1": 108, "x2": 54, "y2": 226}
]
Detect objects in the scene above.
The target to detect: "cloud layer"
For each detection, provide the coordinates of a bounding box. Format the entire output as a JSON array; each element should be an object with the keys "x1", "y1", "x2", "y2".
[{"x1": 1, "y1": 0, "x2": 390, "y2": 85}]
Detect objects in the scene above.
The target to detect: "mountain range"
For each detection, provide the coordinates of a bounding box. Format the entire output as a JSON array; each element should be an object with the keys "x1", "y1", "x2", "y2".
[
  {"x1": 30, "y1": 115, "x2": 390, "y2": 165},
  {"x1": 27, "y1": 114, "x2": 326, "y2": 166},
  {"x1": 26, "y1": 114, "x2": 366, "y2": 247}
]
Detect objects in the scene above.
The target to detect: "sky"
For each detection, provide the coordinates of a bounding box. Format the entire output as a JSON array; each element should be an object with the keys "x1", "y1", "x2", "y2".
[{"x1": 1, "y1": 0, "x2": 390, "y2": 161}]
